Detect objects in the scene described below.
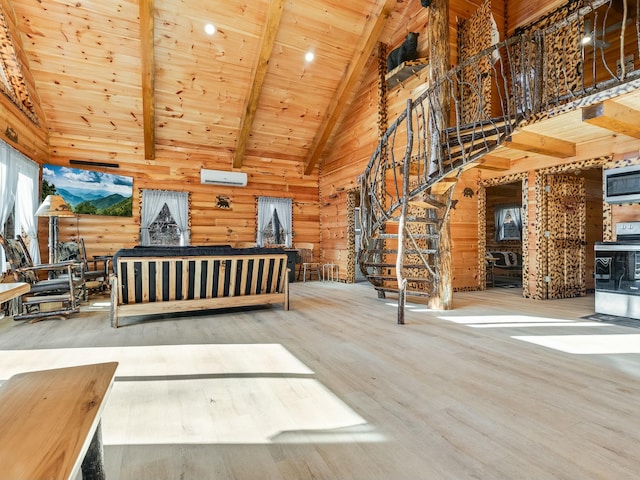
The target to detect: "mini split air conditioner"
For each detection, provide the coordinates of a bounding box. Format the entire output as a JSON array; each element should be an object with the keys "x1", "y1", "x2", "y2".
[{"x1": 200, "y1": 169, "x2": 247, "y2": 187}]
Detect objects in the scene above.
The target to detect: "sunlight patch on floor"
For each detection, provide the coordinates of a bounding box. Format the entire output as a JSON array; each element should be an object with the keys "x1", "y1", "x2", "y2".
[
  {"x1": 438, "y1": 315, "x2": 578, "y2": 324},
  {"x1": 468, "y1": 321, "x2": 607, "y2": 328},
  {"x1": 0, "y1": 344, "x2": 384, "y2": 445},
  {"x1": 0, "y1": 344, "x2": 313, "y2": 380},
  {"x1": 103, "y1": 377, "x2": 378, "y2": 445},
  {"x1": 513, "y1": 334, "x2": 640, "y2": 354}
]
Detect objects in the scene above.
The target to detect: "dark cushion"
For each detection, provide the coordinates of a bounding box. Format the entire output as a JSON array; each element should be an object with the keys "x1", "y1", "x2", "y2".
[{"x1": 113, "y1": 245, "x2": 286, "y2": 274}]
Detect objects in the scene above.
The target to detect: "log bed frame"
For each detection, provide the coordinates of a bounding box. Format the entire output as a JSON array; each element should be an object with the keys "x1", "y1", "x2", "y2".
[{"x1": 110, "y1": 247, "x2": 290, "y2": 328}]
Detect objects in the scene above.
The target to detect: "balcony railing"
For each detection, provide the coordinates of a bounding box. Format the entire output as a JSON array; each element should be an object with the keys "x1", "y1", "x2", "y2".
[{"x1": 360, "y1": 0, "x2": 640, "y2": 244}]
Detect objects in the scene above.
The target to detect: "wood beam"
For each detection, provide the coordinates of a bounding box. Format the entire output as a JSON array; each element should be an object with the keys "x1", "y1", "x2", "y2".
[
  {"x1": 139, "y1": 0, "x2": 155, "y2": 161},
  {"x1": 504, "y1": 131, "x2": 575, "y2": 158},
  {"x1": 303, "y1": 0, "x2": 399, "y2": 175},
  {"x1": 582, "y1": 100, "x2": 640, "y2": 138},
  {"x1": 476, "y1": 154, "x2": 511, "y2": 171},
  {"x1": 233, "y1": 0, "x2": 286, "y2": 169}
]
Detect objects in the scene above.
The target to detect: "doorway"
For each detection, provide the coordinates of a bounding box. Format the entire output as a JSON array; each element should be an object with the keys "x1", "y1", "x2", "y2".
[
  {"x1": 347, "y1": 189, "x2": 367, "y2": 283},
  {"x1": 485, "y1": 182, "x2": 524, "y2": 289}
]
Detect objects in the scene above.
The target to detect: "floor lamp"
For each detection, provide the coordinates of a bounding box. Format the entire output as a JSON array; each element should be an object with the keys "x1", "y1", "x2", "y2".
[{"x1": 35, "y1": 195, "x2": 75, "y2": 264}]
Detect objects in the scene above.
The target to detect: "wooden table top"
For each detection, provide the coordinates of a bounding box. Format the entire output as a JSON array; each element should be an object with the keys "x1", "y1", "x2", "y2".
[
  {"x1": 0, "y1": 282, "x2": 29, "y2": 303},
  {"x1": 0, "y1": 362, "x2": 118, "y2": 480}
]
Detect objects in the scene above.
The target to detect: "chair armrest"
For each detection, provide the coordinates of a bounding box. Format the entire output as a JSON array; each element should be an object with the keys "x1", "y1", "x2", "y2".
[{"x1": 15, "y1": 260, "x2": 80, "y2": 273}]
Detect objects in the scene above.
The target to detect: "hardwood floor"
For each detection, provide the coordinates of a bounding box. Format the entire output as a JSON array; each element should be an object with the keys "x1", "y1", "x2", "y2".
[{"x1": 1, "y1": 283, "x2": 639, "y2": 479}]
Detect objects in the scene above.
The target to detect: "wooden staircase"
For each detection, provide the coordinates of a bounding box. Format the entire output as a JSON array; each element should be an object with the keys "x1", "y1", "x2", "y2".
[
  {"x1": 358, "y1": 0, "x2": 640, "y2": 323},
  {"x1": 358, "y1": 5, "x2": 582, "y2": 322}
]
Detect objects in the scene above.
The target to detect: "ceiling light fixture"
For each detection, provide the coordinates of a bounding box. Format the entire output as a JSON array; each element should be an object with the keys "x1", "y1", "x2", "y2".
[
  {"x1": 305, "y1": 51, "x2": 315, "y2": 62},
  {"x1": 204, "y1": 23, "x2": 216, "y2": 35}
]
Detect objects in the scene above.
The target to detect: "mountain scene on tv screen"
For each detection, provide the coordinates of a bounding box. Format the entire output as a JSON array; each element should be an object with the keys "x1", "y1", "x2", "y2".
[{"x1": 42, "y1": 164, "x2": 133, "y2": 217}]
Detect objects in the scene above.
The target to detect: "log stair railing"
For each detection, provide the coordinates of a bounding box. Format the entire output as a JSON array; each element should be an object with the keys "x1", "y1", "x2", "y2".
[{"x1": 359, "y1": 0, "x2": 640, "y2": 323}]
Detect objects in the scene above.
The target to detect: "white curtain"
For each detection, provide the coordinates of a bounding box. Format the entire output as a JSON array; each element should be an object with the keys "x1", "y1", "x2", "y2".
[
  {"x1": 494, "y1": 206, "x2": 508, "y2": 242},
  {"x1": 0, "y1": 143, "x2": 18, "y2": 235},
  {"x1": 163, "y1": 191, "x2": 190, "y2": 246},
  {"x1": 0, "y1": 144, "x2": 40, "y2": 268},
  {"x1": 494, "y1": 204, "x2": 522, "y2": 241},
  {"x1": 16, "y1": 158, "x2": 41, "y2": 264},
  {"x1": 510, "y1": 205, "x2": 523, "y2": 240},
  {"x1": 257, "y1": 197, "x2": 292, "y2": 247},
  {"x1": 140, "y1": 189, "x2": 190, "y2": 246}
]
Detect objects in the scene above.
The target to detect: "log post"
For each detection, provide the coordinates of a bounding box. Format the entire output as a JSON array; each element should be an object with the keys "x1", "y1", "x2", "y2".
[
  {"x1": 427, "y1": 0, "x2": 452, "y2": 310},
  {"x1": 430, "y1": 194, "x2": 453, "y2": 310}
]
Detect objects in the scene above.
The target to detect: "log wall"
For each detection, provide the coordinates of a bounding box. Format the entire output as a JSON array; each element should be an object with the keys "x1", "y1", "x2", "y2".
[{"x1": 47, "y1": 147, "x2": 319, "y2": 260}]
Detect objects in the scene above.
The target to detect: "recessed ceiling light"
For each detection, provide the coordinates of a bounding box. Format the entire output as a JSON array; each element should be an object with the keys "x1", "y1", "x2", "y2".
[
  {"x1": 305, "y1": 51, "x2": 315, "y2": 62},
  {"x1": 205, "y1": 23, "x2": 216, "y2": 35}
]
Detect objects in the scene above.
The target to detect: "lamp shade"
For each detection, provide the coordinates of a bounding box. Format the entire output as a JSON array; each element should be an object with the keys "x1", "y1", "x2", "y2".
[{"x1": 35, "y1": 195, "x2": 75, "y2": 217}]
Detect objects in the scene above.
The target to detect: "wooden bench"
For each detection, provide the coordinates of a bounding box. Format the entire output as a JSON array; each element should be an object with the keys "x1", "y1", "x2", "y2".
[
  {"x1": 110, "y1": 250, "x2": 290, "y2": 327},
  {"x1": 0, "y1": 362, "x2": 118, "y2": 480}
]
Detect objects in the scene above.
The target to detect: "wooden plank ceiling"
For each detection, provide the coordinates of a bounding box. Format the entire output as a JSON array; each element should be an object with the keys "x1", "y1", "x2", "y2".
[{"x1": 9, "y1": 0, "x2": 406, "y2": 173}]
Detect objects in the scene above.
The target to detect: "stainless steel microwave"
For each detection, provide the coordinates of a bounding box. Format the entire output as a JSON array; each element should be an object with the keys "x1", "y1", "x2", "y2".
[{"x1": 604, "y1": 165, "x2": 640, "y2": 204}]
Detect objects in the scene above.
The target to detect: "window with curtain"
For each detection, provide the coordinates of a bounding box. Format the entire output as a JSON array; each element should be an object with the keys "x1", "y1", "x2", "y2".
[
  {"x1": 140, "y1": 190, "x2": 190, "y2": 246},
  {"x1": 257, "y1": 197, "x2": 292, "y2": 247},
  {"x1": 0, "y1": 142, "x2": 40, "y2": 272},
  {"x1": 494, "y1": 204, "x2": 523, "y2": 241}
]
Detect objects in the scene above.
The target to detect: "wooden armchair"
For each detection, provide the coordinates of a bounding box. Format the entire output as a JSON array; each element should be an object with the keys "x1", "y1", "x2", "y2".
[
  {"x1": 57, "y1": 239, "x2": 109, "y2": 294},
  {"x1": 0, "y1": 234, "x2": 84, "y2": 322},
  {"x1": 294, "y1": 242, "x2": 320, "y2": 281}
]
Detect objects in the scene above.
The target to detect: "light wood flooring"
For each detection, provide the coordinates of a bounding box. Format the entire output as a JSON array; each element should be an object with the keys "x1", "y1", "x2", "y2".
[{"x1": 0, "y1": 282, "x2": 639, "y2": 479}]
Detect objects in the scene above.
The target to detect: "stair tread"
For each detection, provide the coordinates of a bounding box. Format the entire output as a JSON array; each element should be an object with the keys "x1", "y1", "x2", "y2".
[
  {"x1": 365, "y1": 249, "x2": 437, "y2": 254},
  {"x1": 386, "y1": 217, "x2": 439, "y2": 224},
  {"x1": 374, "y1": 286, "x2": 432, "y2": 297},
  {"x1": 408, "y1": 200, "x2": 440, "y2": 209},
  {"x1": 376, "y1": 233, "x2": 439, "y2": 239},
  {"x1": 363, "y1": 263, "x2": 431, "y2": 268},
  {"x1": 367, "y1": 275, "x2": 431, "y2": 282}
]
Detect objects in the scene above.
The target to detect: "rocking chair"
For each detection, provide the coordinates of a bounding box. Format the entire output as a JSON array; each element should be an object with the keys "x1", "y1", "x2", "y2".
[
  {"x1": 57, "y1": 239, "x2": 109, "y2": 295},
  {"x1": 0, "y1": 234, "x2": 85, "y2": 322}
]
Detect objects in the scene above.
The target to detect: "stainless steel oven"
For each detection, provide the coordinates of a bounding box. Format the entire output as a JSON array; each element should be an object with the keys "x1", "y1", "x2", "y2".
[{"x1": 595, "y1": 222, "x2": 640, "y2": 319}]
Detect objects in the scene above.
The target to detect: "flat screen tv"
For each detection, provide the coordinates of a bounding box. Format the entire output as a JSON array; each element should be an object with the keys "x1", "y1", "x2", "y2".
[{"x1": 42, "y1": 164, "x2": 133, "y2": 217}]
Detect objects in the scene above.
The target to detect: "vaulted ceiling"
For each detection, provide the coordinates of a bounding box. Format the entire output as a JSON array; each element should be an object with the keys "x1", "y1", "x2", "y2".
[{"x1": 8, "y1": 0, "x2": 414, "y2": 174}]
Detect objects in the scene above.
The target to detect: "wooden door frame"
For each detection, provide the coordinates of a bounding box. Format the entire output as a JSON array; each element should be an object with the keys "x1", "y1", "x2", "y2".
[
  {"x1": 479, "y1": 173, "x2": 529, "y2": 296},
  {"x1": 346, "y1": 188, "x2": 358, "y2": 284}
]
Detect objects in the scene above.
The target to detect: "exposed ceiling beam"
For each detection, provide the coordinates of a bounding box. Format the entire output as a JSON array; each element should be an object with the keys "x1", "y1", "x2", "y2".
[
  {"x1": 233, "y1": 0, "x2": 286, "y2": 169},
  {"x1": 303, "y1": 0, "x2": 399, "y2": 175},
  {"x1": 582, "y1": 100, "x2": 640, "y2": 138},
  {"x1": 504, "y1": 131, "x2": 576, "y2": 158},
  {"x1": 139, "y1": 0, "x2": 155, "y2": 161},
  {"x1": 476, "y1": 154, "x2": 511, "y2": 170}
]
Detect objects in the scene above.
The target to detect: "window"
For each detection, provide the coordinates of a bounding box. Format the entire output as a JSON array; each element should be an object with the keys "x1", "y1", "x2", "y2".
[
  {"x1": 140, "y1": 190, "x2": 190, "y2": 246},
  {"x1": 0, "y1": 143, "x2": 40, "y2": 271},
  {"x1": 257, "y1": 197, "x2": 292, "y2": 247},
  {"x1": 494, "y1": 204, "x2": 522, "y2": 241},
  {"x1": 148, "y1": 203, "x2": 181, "y2": 246}
]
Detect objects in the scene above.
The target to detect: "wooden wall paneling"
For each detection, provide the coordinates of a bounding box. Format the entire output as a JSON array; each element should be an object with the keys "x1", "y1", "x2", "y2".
[
  {"x1": 457, "y1": 0, "x2": 493, "y2": 124},
  {"x1": 506, "y1": 0, "x2": 566, "y2": 35},
  {"x1": 584, "y1": 169, "x2": 603, "y2": 290},
  {"x1": 530, "y1": 156, "x2": 611, "y2": 299},
  {"x1": 449, "y1": 174, "x2": 481, "y2": 290},
  {"x1": 544, "y1": 174, "x2": 587, "y2": 299},
  {"x1": 41, "y1": 142, "x2": 320, "y2": 258}
]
